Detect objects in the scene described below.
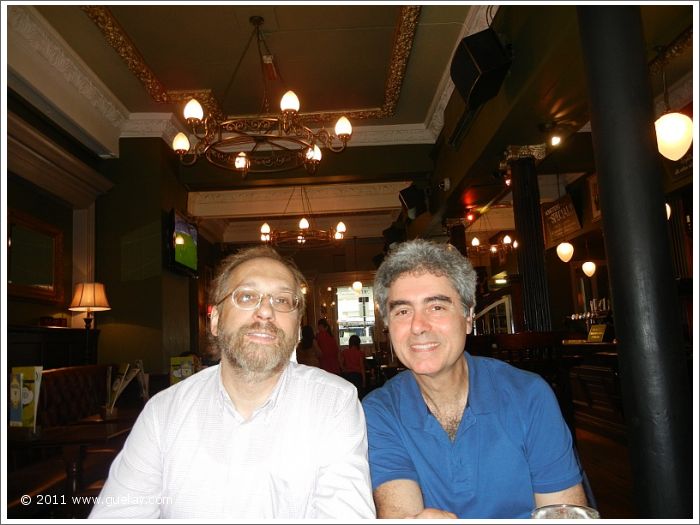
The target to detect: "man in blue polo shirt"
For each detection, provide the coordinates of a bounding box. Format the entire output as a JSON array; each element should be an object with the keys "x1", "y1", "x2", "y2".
[{"x1": 362, "y1": 240, "x2": 587, "y2": 518}]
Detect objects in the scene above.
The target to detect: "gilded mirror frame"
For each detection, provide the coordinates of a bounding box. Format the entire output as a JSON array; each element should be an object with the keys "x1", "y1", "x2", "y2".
[{"x1": 7, "y1": 208, "x2": 65, "y2": 303}]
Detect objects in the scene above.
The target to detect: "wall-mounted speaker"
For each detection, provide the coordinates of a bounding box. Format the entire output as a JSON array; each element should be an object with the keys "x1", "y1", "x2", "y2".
[{"x1": 450, "y1": 27, "x2": 511, "y2": 111}]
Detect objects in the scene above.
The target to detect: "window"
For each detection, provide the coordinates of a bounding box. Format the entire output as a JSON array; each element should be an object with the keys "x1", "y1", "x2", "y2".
[{"x1": 336, "y1": 285, "x2": 375, "y2": 346}]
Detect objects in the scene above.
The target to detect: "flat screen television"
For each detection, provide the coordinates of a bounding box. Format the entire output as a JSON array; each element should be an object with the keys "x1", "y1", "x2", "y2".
[{"x1": 166, "y1": 209, "x2": 198, "y2": 278}]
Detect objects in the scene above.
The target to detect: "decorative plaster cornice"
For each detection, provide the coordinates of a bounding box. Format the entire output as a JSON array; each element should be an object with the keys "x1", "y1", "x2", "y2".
[
  {"x1": 82, "y1": 5, "x2": 421, "y2": 125},
  {"x1": 82, "y1": 5, "x2": 170, "y2": 104},
  {"x1": 8, "y1": 6, "x2": 128, "y2": 130},
  {"x1": 189, "y1": 181, "x2": 412, "y2": 219},
  {"x1": 121, "y1": 113, "x2": 184, "y2": 142},
  {"x1": 349, "y1": 124, "x2": 438, "y2": 146}
]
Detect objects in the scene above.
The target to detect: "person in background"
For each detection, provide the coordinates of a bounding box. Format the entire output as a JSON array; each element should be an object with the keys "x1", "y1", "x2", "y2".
[
  {"x1": 340, "y1": 334, "x2": 367, "y2": 397},
  {"x1": 316, "y1": 318, "x2": 342, "y2": 375},
  {"x1": 362, "y1": 239, "x2": 586, "y2": 518},
  {"x1": 90, "y1": 246, "x2": 375, "y2": 519},
  {"x1": 296, "y1": 325, "x2": 322, "y2": 368}
]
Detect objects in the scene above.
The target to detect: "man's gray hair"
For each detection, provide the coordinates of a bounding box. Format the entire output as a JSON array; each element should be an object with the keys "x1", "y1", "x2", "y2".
[{"x1": 373, "y1": 239, "x2": 477, "y2": 319}]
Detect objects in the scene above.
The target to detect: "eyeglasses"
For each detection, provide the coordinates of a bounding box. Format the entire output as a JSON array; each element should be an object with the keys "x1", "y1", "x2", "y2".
[{"x1": 224, "y1": 287, "x2": 300, "y2": 313}]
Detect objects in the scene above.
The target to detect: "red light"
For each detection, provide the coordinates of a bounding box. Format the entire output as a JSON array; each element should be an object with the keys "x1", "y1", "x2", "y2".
[{"x1": 206, "y1": 304, "x2": 213, "y2": 318}]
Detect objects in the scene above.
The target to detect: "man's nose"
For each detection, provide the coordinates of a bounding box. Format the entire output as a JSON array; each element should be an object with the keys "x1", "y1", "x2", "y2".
[
  {"x1": 254, "y1": 294, "x2": 275, "y2": 320},
  {"x1": 410, "y1": 309, "x2": 430, "y2": 334}
]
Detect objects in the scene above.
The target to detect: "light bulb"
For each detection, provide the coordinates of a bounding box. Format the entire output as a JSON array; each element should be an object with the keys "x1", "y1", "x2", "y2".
[
  {"x1": 174, "y1": 234, "x2": 185, "y2": 245},
  {"x1": 299, "y1": 218, "x2": 309, "y2": 230},
  {"x1": 311, "y1": 144, "x2": 322, "y2": 161},
  {"x1": 503, "y1": 235, "x2": 512, "y2": 244},
  {"x1": 550, "y1": 135, "x2": 561, "y2": 146},
  {"x1": 234, "y1": 152, "x2": 250, "y2": 170},
  {"x1": 556, "y1": 242, "x2": 574, "y2": 263},
  {"x1": 172, "y1": 132, "x2": 190, "y2": 154},
  {"x1": 260, "y1": 223, "x2": 271, "y2": 234},
  {"x1": 352, "y1": 281, "x2": 363, "y2": 292},
  {"x1": 336, "y1": 221, "x2": 346, "y2": 233},
  {"x1": 655, "y1": 112, "x2": 693, "y2": 161},
  {"x1": 334, "y1": 116, "x2": 352, "y2": 139},
  {"x1": 280, "y1": 90, "x2": 300, "y2": 112},
  {"x1": 183, "y1": 99, "x2": 204, "y2": 121},
  {"x1": 666, "y1": 203, "x2": 672, "y2": 220},
  {"x1": 582, "y1": 261, "x2": 596, "y2": 277},
  {"x1": 471, "y1": 237, "x2": 480, "y2": 247}
]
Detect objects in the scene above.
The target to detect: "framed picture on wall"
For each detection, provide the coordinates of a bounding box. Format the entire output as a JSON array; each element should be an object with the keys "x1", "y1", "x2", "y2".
[{"x1": 589, "y1": 174, "x2": 602, "y2": 221}]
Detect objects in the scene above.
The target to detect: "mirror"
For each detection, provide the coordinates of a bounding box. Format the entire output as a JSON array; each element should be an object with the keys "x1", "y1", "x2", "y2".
[{"x1": 7, "y1": 209, "x2": 64, "y2": 303}]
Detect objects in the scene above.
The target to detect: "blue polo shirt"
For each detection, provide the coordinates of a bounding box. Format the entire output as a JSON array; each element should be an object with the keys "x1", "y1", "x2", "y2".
[{"x1": 362, "y1": 352, "x2": 582, "y2": 518}]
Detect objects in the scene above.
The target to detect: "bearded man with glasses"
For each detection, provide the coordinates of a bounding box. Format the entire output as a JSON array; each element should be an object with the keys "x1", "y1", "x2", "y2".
[{"x1": 90, "y1": 246, "x2": 375, "y2": 519}]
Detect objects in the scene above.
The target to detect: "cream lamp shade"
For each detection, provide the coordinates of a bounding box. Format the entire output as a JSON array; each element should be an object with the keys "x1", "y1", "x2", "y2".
[
  {"x1": 69, "y1": 282, "x2": 111, "y2": 313},
  {"x1": 556, "y1": 242, "x2": 575, "y2": 263},
  {"x1": 582, "y1": 261, "x2": 597, "y2": 278},
  {"x1": 655, "y1": 111, "x2": 693, "y2": 161}
]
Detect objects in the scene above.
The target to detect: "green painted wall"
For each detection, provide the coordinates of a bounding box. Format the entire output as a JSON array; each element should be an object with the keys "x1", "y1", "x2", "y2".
[{"x1": 95, "y1": 138, "x2": 193, "y2": 373}]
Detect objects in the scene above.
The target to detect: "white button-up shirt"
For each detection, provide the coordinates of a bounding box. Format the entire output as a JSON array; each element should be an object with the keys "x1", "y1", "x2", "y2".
[{"x1": 89, "y1": 363, "x2": 375, "y2": 519}]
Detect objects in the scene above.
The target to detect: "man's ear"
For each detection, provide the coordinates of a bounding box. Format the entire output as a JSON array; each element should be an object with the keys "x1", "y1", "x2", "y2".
[
  {"x1": 466, "y1": 306, "x2": 475, "y2": 334},
  {"x1": 210, "y1": 306, "x2": 220, "y2": 336}
]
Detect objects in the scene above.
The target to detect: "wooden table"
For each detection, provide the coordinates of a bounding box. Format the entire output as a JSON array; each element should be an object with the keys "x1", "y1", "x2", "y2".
[{"x1": 8, "y1": 417, "x2": 135, "y2": 516}]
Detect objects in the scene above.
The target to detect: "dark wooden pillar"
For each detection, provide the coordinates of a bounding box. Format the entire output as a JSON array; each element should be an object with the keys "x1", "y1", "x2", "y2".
[
  {"x1": 578, "y1": 6, "x2": 691, "y2": 517},
  {"x1": 448, "y1": 223, "x2": 467, "y2": 256},
  {"x1": 509, "y1": 155, "x2": 551, "y2": 332}
]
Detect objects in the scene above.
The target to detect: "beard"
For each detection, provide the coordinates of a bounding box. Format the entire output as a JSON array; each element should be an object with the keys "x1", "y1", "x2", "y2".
[{"x1": 215, "y1": 321, "x2": 296, "y2": 379}]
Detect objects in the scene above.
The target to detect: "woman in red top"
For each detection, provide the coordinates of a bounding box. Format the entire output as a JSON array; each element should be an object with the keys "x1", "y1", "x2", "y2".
[
  {"x1": 340, "y1": 334, "x2": 367, "y2": 397},
  {"x1": 316, "y1": 318, "x2": 342, "y2": 375}
]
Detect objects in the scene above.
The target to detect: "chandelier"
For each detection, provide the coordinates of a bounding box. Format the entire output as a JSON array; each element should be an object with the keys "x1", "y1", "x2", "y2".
[
  {"x1": 467, "y1": 232, "x2": 518, "y2": 258},
  {"x1": 171, "y1": 16, "x2": 352, "y2": 177},
  {"x1": 260, "y1": 187, "x2": 346, "y2": 248}
]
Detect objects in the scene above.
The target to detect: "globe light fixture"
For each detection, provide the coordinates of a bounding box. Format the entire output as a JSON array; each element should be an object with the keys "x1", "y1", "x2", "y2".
[
  {"x1": 582, "y1": 261, "x2": 597, "y2": 278},
  {"x1": 556, "y1": 242, "x2": 574, "y2": 263}
]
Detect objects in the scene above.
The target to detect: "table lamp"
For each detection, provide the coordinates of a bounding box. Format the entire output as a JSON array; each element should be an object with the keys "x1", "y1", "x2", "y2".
[{"x1": 69, "y1": 282, "x2": 111, "y2": 329}]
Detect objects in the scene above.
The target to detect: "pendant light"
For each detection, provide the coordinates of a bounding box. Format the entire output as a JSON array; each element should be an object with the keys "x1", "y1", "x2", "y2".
[
  {"x1": 581, "y1": 238, "x2": 596, "y2": 277},
  {"x1": 554, "y1": 175, "x2": 575, "y2": 263},
  {"x1": 654, "y1": 59, "x2": 693, "y2": 161},
  {"x1": 556, "y1": 242, "x2": 574, "y2": 263},
  {"x1": 582, "y1": 261, "x2": 597, "y2": 278}
]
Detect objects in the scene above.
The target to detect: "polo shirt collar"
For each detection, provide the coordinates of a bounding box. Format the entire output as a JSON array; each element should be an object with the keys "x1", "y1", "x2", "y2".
[{"x1": 398, "y1": 352, "x2": 499, "y2": 428}]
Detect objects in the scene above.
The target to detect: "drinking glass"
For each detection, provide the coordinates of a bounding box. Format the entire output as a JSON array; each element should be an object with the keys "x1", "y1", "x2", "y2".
[{"x1": 531, "y1": 504, "x2": 600, "y2": 519}]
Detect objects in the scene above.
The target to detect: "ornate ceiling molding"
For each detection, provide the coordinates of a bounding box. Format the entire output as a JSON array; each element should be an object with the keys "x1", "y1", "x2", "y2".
[
  {"x1": 121, "y1": 112, "x2": 183, "y2": 142},
  {"x1": 81, "y1": 5, "x2": 170, "y2": 104},
  {"x1": 7, "y1": 5, "x2": 128, "y2": 157},
  {"x1": 82, "y1": 5, "x2": 421, "y2": 125},
  {"x1": 188, "y1": 181, "x2": 412, "y2": 219}
]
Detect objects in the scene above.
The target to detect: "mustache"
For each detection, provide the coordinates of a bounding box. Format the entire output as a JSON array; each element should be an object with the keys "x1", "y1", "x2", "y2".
[{"x1": 242, "y1": 321, "x2": 283, "y2": 337}]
